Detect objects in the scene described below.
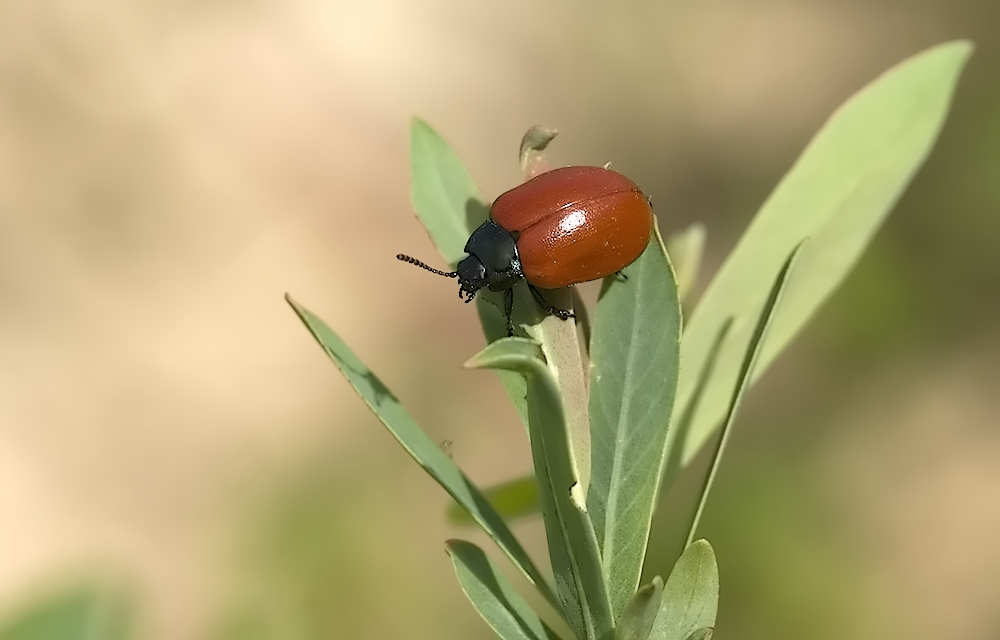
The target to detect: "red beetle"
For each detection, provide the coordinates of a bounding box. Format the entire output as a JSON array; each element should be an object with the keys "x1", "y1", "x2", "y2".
[{"x1": 398, "y1": 166, "x2": 653, "y2": 335}]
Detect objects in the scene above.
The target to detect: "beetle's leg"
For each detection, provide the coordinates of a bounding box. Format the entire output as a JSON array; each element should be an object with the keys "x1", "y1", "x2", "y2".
[
  {"x1": 503, "y1": 288, "x2": 515, "y2": 337},
  {"x1": 613, "y1": 270, "x2": 629, "y2": 282},
  {"x1": 529, "y1": 285, "x2": 576, "y2": 321}
]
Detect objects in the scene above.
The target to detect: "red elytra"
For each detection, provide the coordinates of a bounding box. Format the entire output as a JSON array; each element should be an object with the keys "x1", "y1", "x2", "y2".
[{"x1": 491, "y1": 165, "x2": 654, "y2": 289}]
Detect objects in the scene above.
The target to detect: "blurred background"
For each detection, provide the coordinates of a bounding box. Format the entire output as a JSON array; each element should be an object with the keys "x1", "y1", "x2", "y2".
[{"x1": 0, "y1": 0, "x2": 998, "y2": 639}]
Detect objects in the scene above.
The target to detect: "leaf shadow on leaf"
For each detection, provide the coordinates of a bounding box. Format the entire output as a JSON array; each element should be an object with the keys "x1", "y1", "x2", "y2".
[
  {"x1": 327, "y1": 357, "x2": 401, "y2": 409},
  {"x1": 660, "y1": 319, "x2": 733, "y2": 495},
  {"x1": 452, "y1": 542, "x2": 558, "y2": 640},
  {"x1": 466, "y1": 197, "x2": 490, "y2": 237},
  {"x1": 594, "y1": 265, "x2": 633, "y2": 304},
  {"x1": 570, "y1": 289, "x2": 592, "y2": 354},
  {"x1": 360, "y1": 369, "x2": 400, "y2": 408}
]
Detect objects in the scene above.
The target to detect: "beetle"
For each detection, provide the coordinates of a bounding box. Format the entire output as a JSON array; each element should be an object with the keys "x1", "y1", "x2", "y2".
[{"x1": 398, "y1": 165, "x2": 654, "y2": 336}]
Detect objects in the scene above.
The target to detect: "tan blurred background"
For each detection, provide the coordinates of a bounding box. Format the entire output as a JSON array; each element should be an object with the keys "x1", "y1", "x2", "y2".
[{"x1": 1, "y1": 1, "x2": 998, "y2": 639}]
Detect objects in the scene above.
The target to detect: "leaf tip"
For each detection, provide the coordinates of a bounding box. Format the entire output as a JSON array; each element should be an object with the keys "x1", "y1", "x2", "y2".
[
  {"x1": 284, "y1": 293, "x2": 309, "y2": 321},
  {"x1": 410, "y1": 114, "x2": 431, "y2": 132},
  {"x1": 519, "y1": 125, "x2": 560, "y2": 175},
  {"x1": 688, "y1": 538, "x2": 714, "y2": 553},
  {"x1": 942, "y1": 38, "x2": 975, "y2": 59},
  {"x1": 684, "y1": 539, "x2": 719, "y2": 575},
  {"x1": 914, "y1": 39, "x2": 974, "y2": 76},
  {"x1": 462, "y1": 337, "x2": 544, "y2": 371}
]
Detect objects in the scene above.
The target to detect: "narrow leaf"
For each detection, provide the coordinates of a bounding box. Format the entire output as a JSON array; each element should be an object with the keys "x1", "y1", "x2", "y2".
[
  {"x1": 673, "y1": 41, "x2": 972, "y2": 470},
  {"x1": 684, "y1": 243, "x2": 804, "y2": 549},
  {"x1": 447, "y1": 475, "x2": 540, "y2": 526},
  {"x1": 571, "y1": 288, "x2": 593, "y2": 355},
  {"x1": 648, "y1": 541, "x2": 718, "y2": 640},
  {"x1": 659, "y1": 320, "x2": 732, "y2": 498},
  {"x1": 666, "y1": 224, "x2": 706, "y2": 303},
  {"x1": 530, "y1": 288, "x2": 592, "y2": 501},
  {"x1": 447, "y1": 540, "x2": 564, "y2": 640},
  {"x1": 469, "y1": 338, "x2": 613, "y2": 640},
  {"x1": 410, "y1": 116, "x2": 488, "y2": 265},
  {"x1": 286, "y1": 297, "x2": 559, "y2": 611},
  {"x1": 408, "y1": 117, "x2": 530, "y2": 429},
  {"x1": 587, "y1": 223, "x2": 682, "y2": 618},
  {"x1": 515, "y1": 127, "x2": 590, "y2": 475},
  {"x1": 615, "y1": 577, "x2": 663, "y2": 640}
]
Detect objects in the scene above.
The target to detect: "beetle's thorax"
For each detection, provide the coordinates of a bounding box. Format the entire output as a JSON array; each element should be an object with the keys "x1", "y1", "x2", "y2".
[{"x1": 458, "y1": 219, "x2": 524, "y2": 298}]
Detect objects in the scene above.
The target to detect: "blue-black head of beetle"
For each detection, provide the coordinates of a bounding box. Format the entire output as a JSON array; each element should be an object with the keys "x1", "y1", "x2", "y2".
[
  {"x1": 397, "y1": 219, "x2": 571, "y2": 336},
  {"x1": 397, "y1": 219, "x2": 523, "y2": 302}
]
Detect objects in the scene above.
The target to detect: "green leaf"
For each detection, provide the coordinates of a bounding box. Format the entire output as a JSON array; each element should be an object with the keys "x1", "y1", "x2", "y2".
[
  {"x1": 684, "y1": 243, "x2": 804, "y2": 549},
  {"x1": 672, "y1": 41, "x2": 972, "y2": 470},
  {"x1": 658, "y1": 319, "x2": 732, "y2": 498},
  {"x1": 665, "y1": 224, "x2": 705, "y2": 304},
  {"x1": 469, "y1": 338, "x2": 613, "y2": 640},
  {"x1": 0, "y1": 584, "x2": 129, "y2": 640},
  {"x1": 447, "y1": 474, "x2": 540, "y2": 526},
  {"x1": 571, "y1": 288, "x2": 593, "y2": 354},
  {"x1": 648, "y1": 541, "x2": 718, "y2": 640},
  {"x1": 410, "y1": 116, "x2": 488, "y2": 265},
  {"x1": 408, "y1": 117, "x2": 531, "y2": 430},
  {"x1": 286, "y1": 297, "x2": 559, "y2": 612},
  {"x1": 587, "y1": 223, "x2": 682, "y2": 618},
  {"x1": 530, "y1": 288, "x2": 592, "y2": 501},
  {"x1": 615, "y1": 577, "x2": 663, "y2": 640},
  {"x1": 446, "y1": 540, "x2": 563, "y2": 640}
]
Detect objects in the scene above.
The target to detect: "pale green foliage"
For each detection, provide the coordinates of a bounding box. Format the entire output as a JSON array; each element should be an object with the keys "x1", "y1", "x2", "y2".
[
  {"x1": 447, "y1": 540, "x2": 562, "y2": 640},
  {"x1": 587, "y1": 225, "x2": 681, "y2": 618},
  {"x1": 286, "y1": 41, "x2": 969, "y2": 640},
  {"x1": 648, "y1": 541, "x2": 719, "y2": 640},
  {"x1": 671, "y1": 41, "x2": 973, "y2": 472}
]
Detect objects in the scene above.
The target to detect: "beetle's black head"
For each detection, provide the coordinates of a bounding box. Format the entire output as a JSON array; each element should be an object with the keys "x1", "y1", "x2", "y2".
[
  {"x1": 456, "y1": 255, "x2": 487, "y2": 301},
  {"x1": 395, "y1": 253, "x2": 489, "y2": 303},
  {"x1": 397, "y1": 219, "x2": 525, "y2": 304}
]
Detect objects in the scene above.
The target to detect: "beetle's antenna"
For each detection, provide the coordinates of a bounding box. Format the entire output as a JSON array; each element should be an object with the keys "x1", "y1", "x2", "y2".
[{"x1": 396, "y1": 254, "x2": 458, "y2": 278}]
